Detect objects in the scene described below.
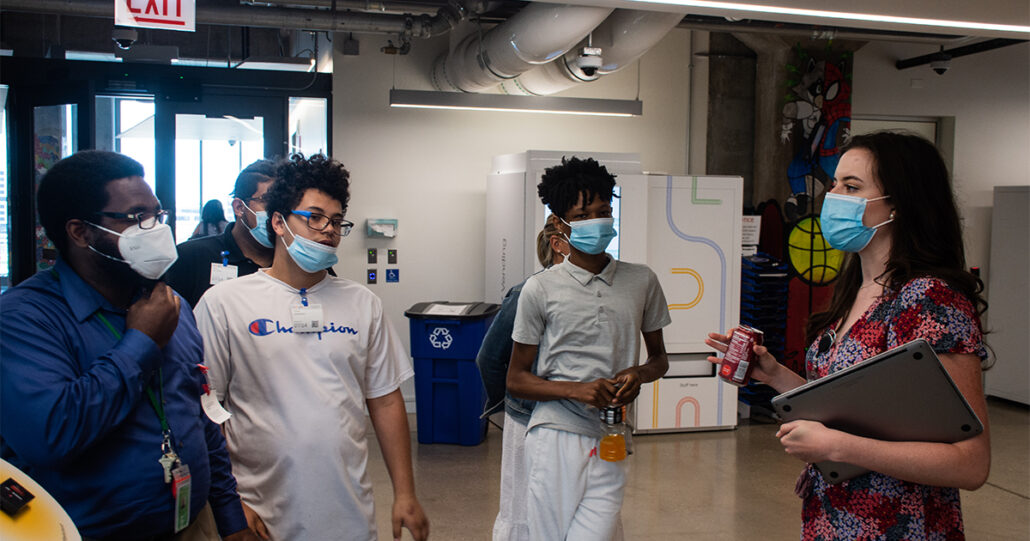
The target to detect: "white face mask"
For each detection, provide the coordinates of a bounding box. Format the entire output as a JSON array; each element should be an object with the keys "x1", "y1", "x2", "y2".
[{"x1": 86, "y1": 222, "x2": 179, "y2": 280}]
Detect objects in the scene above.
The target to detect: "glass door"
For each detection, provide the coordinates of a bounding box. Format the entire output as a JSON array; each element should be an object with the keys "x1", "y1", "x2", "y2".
[
  {"x1": 31, "y1": 104, "x2": 79, "y2": 272},
  {"x1": 173, "y1": 113, "x2": 265, "y2": 243},
  {"x1": 155, "y1": 96, "x2": 285, "y2": 243},
  {"x1": 1, "y1": 99, "x2": 9, "y2": 291},
  {"x1": 2, "y1": 78, "x2": 91, "y2": 285}
]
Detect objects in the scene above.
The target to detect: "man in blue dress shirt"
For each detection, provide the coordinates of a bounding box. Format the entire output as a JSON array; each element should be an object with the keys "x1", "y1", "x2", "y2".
[{"x1": 0, "y1": 151, "x2": 258, "y2": 541}]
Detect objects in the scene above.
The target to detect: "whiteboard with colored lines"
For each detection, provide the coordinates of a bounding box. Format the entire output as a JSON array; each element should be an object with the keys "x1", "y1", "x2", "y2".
[{"x1": 619, "y1": 174, "x2": 743, "y2": 355}]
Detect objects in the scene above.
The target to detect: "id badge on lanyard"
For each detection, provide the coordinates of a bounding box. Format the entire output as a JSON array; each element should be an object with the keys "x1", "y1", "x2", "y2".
[
  {"x1": 210, "y1": 251, "x2": 238, "y2": 285},
  {"x1": 172, "y1": 464, "x2": 192, "y2": 533},
  {"x1": 291, "y1": 287, "x2": 324, "y2": 333}
]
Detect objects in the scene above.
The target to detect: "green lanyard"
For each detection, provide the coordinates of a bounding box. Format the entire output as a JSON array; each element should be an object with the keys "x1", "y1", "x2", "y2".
[{"x1": 94, "y1": 311, "x2": 170, "y2": 434}]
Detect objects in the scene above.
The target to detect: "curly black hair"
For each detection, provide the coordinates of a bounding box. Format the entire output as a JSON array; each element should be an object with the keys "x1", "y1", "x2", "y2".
[
  {"x1": 537, "y1": 157, "x2": 618, "y2": 219},
  {"x1": 37, "y1": 150, "x2": 145, "y2": 257},
  {"x1": 264, "y1": 154, "x2": 350, "y2": 241}
]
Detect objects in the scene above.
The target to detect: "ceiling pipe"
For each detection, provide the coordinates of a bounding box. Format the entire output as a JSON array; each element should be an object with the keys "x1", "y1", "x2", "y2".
[
  {"x1": 0, "y1": 0, "x2": 465, "y2": 38},
  {"x1": 501, "y1": 9, "x2": 686, "y2": 96},
  {"x1": 431, "y1": 3, "x2": 614, "y2": 93}
]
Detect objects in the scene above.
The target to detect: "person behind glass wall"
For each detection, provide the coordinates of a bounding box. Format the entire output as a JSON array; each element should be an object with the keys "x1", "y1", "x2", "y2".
[
  {"x1": 478, "y1": 220, "x2": 568, "y2": 541},
  {"x1": 166, "y1": 159, "x2": 278, "y2": 308},
  {"x1": 191, "y1": 199, "x2": 229, "y2": 239},
  {"x1": 706, "y1": 131, "x2": 990, "y2": 540},
  {"x1": 0, "y1": 150, "x2": 259, "y2": 541}
]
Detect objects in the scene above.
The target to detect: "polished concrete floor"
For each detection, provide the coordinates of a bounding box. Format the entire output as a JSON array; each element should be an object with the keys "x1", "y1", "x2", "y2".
[{"x1": 369, "y1": 398, "x2": 1029, "y2": 540}]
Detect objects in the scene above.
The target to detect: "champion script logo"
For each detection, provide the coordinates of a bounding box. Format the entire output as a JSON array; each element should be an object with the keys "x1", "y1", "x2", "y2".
[{"x1": 248, "y1": 319, "x2": 359, "y2": 341}]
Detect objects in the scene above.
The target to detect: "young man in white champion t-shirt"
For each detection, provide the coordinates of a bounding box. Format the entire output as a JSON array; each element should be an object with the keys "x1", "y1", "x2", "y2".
[
  {"x1": 193, "y1": 154, "x2": 428, "y2": 541},
  {"x1": 507, "y1": 156, "x2": 671, "y2": 541}
]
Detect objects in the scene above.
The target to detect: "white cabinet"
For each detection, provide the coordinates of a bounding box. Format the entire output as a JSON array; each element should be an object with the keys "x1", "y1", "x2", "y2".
[
  {"x1": 623, "y1": 175, "x2": 742, "y2": 432},
  {"x1": 985, "y1": 186, "x2": 1030, "y2": 405}
]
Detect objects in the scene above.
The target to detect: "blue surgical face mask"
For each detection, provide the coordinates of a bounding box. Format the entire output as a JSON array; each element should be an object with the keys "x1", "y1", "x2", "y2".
[
  {"x1": 281, "y1": 219, "x2": 338, "y2": 272},
  {"x1": 243, "y1": 202, "x2": 274, "y2": 249},
  {"x1": 820, "y1": 193, "x2": 893, "y2": 252},
  {"x1": 560, "y1": 216, "x2": 617, "y2": 255}
]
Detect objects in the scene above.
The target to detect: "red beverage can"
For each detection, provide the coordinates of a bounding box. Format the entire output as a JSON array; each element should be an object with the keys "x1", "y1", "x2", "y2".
[{"x1": 718, "y1": 326, "x2": 764, "y2": 386}]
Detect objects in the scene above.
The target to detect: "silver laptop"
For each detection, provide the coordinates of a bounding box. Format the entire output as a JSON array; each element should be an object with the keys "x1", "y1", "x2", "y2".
[{"x1": 770, "y1": 338, "x2": 983, "y2": 484}]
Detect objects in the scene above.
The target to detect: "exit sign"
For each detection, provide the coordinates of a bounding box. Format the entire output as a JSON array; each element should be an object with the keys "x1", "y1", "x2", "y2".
[{"x1": 116, "y1": 0, "x2": 196, "y2": 32}]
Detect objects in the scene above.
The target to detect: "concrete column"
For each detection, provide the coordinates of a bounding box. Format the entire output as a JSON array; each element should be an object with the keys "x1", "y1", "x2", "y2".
[
  {"x1": 704, "y1": 33, "x2": 756, "y2": 204},
  {"x1": 731, "y1": 33, "x2": 792, "y2": 209}
]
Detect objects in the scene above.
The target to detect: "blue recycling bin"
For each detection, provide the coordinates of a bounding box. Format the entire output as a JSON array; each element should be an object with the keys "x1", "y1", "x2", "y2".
[{"x1": 404, "y1": 301, "x2": 499, "y2": 445}]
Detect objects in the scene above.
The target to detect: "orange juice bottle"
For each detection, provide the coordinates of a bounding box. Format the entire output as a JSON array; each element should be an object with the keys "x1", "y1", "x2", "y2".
[{"x1": 598, "y1": 406, "x2": 627, "y2": 462}]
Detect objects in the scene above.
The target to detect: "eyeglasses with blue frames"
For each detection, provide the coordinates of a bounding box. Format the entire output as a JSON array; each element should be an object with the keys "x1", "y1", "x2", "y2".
[
  {"x1": 291, "y1": 210, "x2": 353, "y2": 236},
  {"x1": 93, "y1": 210, "x2": 169, "y2": 230}
]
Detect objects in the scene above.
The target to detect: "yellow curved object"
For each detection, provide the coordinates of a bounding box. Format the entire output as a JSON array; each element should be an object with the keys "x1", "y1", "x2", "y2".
[
  {"x1": 0, "y1": 459, "x2": 80, "y2": 541},
  {"x1": 668, "y1": 267, "x2": 704, "y2": 310}
]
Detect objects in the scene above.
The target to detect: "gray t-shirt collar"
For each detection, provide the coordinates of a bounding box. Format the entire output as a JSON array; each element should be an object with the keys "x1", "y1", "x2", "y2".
[{"x1": 561, "y1": 254, "x2": 618, "y2": 286}]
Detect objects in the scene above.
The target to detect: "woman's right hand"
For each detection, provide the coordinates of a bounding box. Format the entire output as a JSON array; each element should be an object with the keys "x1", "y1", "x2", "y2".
[{"x1": 704, "y1": 329, "x2": 783, "y2": 386}]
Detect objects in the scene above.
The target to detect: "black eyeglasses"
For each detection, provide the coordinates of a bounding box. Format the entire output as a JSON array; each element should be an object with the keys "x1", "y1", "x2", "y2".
[
  {"x1": 94, "y1": 210, "x2": 169, "y2": 230},
  {"x1": 291, "y1": 210, "x2": 353, "y2": 236},
  {"x1": 816, "y1": 328, "x2": 837, "y2": 356}
]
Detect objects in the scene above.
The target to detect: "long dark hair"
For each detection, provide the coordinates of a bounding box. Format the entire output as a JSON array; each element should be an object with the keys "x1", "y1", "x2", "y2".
[
  {"x1": 201, "y1": 199, "x2": 227, "y2": 225},
  {"x1": 805, "y1": 131, "x2": 987, "y2": 345}
]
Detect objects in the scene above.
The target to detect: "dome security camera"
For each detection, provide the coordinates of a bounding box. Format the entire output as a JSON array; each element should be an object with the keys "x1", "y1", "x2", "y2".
[
  {"x1": 930, "y1": 57, "x2": 951, "y2": 75},
  {"x1": 112, "y1": 27, "x2": 138, "y2": 50},
  {"x1": 929, "y1": 48, "x2": 950, "y2": 75}
]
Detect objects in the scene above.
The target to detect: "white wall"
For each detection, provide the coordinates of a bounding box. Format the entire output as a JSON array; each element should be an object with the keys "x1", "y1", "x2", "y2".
[
  {"x1": 332, "y1": 28, "x2": 695, "y2": 404},
  {"x1": 851, "y1": 40, "x2": 1030, "y2": 289}
]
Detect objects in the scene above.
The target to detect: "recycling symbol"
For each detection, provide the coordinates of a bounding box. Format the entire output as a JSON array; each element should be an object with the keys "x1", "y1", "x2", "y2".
[{"x1": 429, "y1": 327, "x2": 453, "y2": 350}]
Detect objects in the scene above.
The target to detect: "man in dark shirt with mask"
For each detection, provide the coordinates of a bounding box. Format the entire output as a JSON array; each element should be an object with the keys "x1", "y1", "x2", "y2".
[
  {"x1": 0, "y1": 150, "x2": 258, "y2": 540},
  {"x1": 165, "y1": 159, "x2": 277, "y2": 308}
]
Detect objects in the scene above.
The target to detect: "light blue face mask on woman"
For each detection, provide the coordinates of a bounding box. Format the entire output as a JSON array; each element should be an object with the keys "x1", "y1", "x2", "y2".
[
  {"x1": 820, "y1": 192, "x2": 893, "y2": 252},
  {"x1": 281, "y1": 220, "x2": 339, "y2": 272},
  {"x1": 560, "y1": 216, "x2": 617, "y2": 255}
]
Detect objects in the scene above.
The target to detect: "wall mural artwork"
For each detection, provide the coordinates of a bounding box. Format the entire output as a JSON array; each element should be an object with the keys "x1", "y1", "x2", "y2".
[
  {"x1": 781, "y1": 47, "x2": 853, "y2": 221},
  {"x1": 777, "y1": 45, "x2": 853, "y2": 374}
]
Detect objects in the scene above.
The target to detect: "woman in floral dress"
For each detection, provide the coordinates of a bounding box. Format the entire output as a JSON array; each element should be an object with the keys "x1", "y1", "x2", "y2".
[{"x1": 707, "y1": 131, "x2": 990, "y2": 540}]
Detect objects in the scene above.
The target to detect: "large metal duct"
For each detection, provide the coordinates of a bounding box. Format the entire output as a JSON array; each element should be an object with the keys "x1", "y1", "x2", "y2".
[
  {"x1": 0, "y1": 0, "x2": 464, "y2": 38},
  {"x1": 431, "y1": 3, "x2": 614, "y2": 93},
  {"x1": 501, "y1": 9, "x2": 685, "y2": 96}
]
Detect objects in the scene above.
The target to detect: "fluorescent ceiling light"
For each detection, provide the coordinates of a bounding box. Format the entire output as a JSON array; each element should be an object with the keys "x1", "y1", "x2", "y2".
[
  {"x1": 236, "y1": 56, "x2": 315, "y2": 72},
  {"x1": 629, "y1": 1, "x2": 1030, "y2": 34},
  {"x1": 65, "y1": 51, "x2": 123, "y2": 62},
  {"x1": 389, "y1": 89, "x2": 643, "y2": 117}
]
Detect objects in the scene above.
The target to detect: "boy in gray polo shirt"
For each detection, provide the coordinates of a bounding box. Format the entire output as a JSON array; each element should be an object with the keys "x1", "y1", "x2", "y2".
[{"x1": 507, "y1": 157, "x2": 671, "y2": 540}]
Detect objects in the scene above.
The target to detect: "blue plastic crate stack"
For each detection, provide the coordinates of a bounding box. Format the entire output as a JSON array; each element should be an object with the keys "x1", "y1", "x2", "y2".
[{"x1": 738, "y1": 253, "x2": 789, "y2": 413}]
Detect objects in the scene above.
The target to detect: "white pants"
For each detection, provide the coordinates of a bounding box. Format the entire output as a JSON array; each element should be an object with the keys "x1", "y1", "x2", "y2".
[
  {"x1": 492, "y1": 414, "x2": 531, "y2": 541},
  {"x1": 525, "y1": 426, "x2": 627, "y2": 541}
]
